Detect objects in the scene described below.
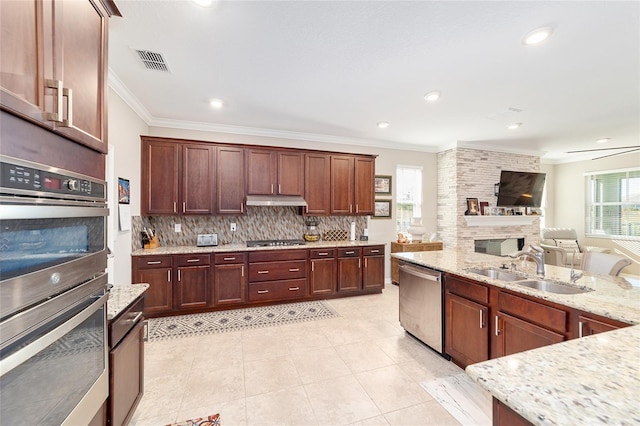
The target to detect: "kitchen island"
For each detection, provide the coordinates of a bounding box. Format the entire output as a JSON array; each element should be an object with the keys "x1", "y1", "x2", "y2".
[{"x1": 392, "y1": 249, "x2": 640, "y2": 425}]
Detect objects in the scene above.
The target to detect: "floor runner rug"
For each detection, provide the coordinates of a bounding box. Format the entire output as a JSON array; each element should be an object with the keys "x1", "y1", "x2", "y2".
[
  {"x1": 167, "y1": 413, "x2": 220, "y2": 426},
  {"x1": 420, "y1": 373, "x2": 492, "y2": 426},
  {"x1": 147, "y1": 300, "x2": 339, "y2": 341}
]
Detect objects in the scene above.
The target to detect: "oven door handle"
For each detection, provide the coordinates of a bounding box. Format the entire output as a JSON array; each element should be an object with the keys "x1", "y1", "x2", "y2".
[
  {"x1": 0, "y1": 292, "x2": 107, "y2": 375},
  {"x1": 0, "y1": 203, "x2": 108, "y2": 220}
]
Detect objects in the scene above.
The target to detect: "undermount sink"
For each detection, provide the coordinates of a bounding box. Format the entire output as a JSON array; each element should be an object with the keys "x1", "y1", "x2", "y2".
[
  {"x1": 514, "y1": 279, "x2": 592, "y2": 295},
  {"x1": 466, "y1": 267, "x2": 524, "y2": 282}
]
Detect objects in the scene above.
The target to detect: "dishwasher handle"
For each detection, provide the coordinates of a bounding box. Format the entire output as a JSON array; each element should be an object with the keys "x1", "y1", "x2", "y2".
[{"x1": 399, "y1": 264, "x2": 441, "y2": 282}]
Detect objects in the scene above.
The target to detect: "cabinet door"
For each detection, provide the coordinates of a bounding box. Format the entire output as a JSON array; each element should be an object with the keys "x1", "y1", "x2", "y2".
[
  {"x1": 310, "y1": 258, "x2": 337, "y2": 295},
  {"x1": 363, "y1": 255, "x2": 384, "y2": 290},
  {"x1": 109, "y1": 319, "x2": 144, "y2": 426},
  {"x1": 141, "y1": 140, "x2": 179, "y2": 215},
  {"x1": 331, "y1": 155, "x2": 354, "y2": 214},
  {"x1": 0, "y1": 0, "x2": 49, "y2": 126},
  {"x1": 217, "y1": 146, "x2": 245, "y2": 214},
  {"x1": 176, "y1": 266, "x2": 209, "y2": 310},
  {"x1": 305, "y1": 153, "x2": 331, "y2": 215},
  {"x1": 445, "y1": 293, "x2": 489, "y2": 367},
  {"x1": 182, "y1": 144, "x2": 215, "y2": 214},
  {"x1": 277, "y1": 151, "x2": 304, "y2": 196},
  {"x1": 51, "y1": 0, "x2": 110, "y2": 152},
  {"x1": 214, "y1": 264, "x2": 246, "y2": 305},
  {"x1": 496, "y1": 312, "x2": 564, "y2": 357},
  {"x1": 577, "y1": 315, "x2": 621, "y2": 338},
  {"x1": 354, "y1": 157, "x2": 374, "y2": 215},
  {"x1": 135, "y1": 268, "x2": 172, "y2": 314},
  {"x1": 246, "y1": 149, "x2": 275, "y2": 195},
  {"x1": 338, "y1": 257, "x2": 361, "y2": 292}
]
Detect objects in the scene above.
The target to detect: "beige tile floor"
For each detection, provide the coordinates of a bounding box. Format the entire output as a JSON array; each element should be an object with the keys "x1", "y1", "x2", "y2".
[{"x1": 130, "y1": 285, "x2": 486, "y2": 426}]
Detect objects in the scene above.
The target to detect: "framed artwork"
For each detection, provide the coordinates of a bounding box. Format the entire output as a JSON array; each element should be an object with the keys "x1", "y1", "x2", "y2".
[
  {"x1": 118, "y1": 177, "x2": 130, "y2": 204},
  {"x1": 373, "y1": 199, "x2": 392, "y2": 218},
  {"x1": 374, "y1": 175, "x2": 392, "y2": 195},
  {"x1": 479, "y1": 201, "x2": 489, "y2": 215},
  {"x1": 466, "y1": 198, "x2": 479, "y2": 215}
]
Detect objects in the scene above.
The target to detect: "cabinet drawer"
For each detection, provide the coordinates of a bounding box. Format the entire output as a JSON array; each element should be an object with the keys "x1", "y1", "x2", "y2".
[
  {"x1": 363, "y1": 245, "x2": 385, "y2": 256},
  {"x1": 248, "y1": 279, "x2": 307, "y2": 302},
  {"x1": 309, "y1": 248, "x2": 335, "y2": 259},
  {"x1": 249, "y1": 249, "x2": 307, "y2": 262},
  {"x1": 109, "y1": 297, "x2": 144, "y2": 349},
  {"x1": 499, "y1": 291, "x2": 567, "y2": 333},
  {"x1": 134, "y1": 256, "x2": 172, "y2": 269},
  {"x1": 214, "y1": 252, "x2": 247, "y2": 264},
  {"x1": 446, "y1": 275, "x2": 489, "y2": 304},
  {"x1": 338, "y1": 248, "x2": 361, "y2": 258},
  {"x1": 174, "y1": 254, "x2": 210, "y2": 267},
  {"x1": 249, "y1": 260, "x2": 307, "y2": 282}
]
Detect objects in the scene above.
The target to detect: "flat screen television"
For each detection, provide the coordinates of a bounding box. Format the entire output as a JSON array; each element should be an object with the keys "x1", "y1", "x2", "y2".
[{"x1": 496, "y1": 170, "x2": 546, "y2": 207}]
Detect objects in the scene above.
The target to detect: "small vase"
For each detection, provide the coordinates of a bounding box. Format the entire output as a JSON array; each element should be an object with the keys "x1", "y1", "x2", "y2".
[{"x1": 407, "y1": 217, "x2": 427, "y2": 242}]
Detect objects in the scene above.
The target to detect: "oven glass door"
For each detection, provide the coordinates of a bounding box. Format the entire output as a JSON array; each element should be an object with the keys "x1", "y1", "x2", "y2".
[
  {"x1": 0, "y1": 203, "x2": 107, "y2": 319},
  {"x1": 0, "y1": 291, "x2": 108, "y2": 424}
]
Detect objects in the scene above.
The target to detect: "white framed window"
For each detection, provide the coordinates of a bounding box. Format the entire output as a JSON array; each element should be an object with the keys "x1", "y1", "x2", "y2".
[
  {"x1": 395, "y1": 165, "x2": 422, "y2": 233},
  {"x1": 585, "y1": 167, "x2": 640, "y2": 239}
]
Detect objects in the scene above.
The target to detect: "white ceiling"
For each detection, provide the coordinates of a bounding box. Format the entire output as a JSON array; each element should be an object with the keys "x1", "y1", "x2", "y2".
[{"x1": 108, "y1": 1, "x2": 640, "y2": 163}]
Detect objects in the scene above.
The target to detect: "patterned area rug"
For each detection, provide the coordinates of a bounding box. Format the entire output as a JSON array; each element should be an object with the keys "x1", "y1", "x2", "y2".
[
  {"x1": 167, "y1": 413, "x2": 220, "y2": 426},
  {"x1": 147, "y1": 300, "x2": 339, "y2": 341}
]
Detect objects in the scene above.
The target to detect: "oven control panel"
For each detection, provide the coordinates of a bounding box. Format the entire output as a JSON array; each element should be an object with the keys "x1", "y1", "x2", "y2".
[{"x1": 0, "y1": 156, "x2": 105, "y2": 201}]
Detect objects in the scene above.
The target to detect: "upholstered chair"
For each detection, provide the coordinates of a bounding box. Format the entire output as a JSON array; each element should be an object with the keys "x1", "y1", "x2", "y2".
[
  {"x1": 540, "y1": 228, "x2": 610, "y2": 267},
  {"x1": 581, "y1": 252, "x2": 632, "y2": 276}
]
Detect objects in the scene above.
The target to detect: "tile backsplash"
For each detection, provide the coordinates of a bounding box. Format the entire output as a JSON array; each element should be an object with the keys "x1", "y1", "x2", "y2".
[{"x1": 132, "y1": 207, "x2": 367, "y2": 250}]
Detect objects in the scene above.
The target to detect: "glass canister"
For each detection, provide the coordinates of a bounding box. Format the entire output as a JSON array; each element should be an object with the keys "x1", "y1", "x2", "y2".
[{"x1": 304, "y1": 218, "x2": 320, "y2": 242}]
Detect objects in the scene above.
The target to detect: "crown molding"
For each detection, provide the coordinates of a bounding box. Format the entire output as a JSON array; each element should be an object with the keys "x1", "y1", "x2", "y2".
[{"x1": 108, "y1": 68, "x2": 153, "y2": 124}]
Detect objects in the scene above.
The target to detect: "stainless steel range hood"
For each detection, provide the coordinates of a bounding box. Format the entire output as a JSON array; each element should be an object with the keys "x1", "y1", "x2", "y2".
[{"x1": 245, "y1": 195, "x2": 308, "y2": 207}]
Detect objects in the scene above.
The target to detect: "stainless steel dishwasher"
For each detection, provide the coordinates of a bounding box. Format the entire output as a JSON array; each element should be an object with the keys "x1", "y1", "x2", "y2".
[{"x1": 399, "y1": 263, "x2": 445, "y2": 355}]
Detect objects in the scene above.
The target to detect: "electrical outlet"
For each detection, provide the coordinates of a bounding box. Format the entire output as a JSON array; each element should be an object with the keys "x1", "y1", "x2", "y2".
[
  {"x1": 230, "y1": 222, "x2": 237, "y2": 232},
  {"x1": 174, "y1": 223, "x2": 181, "y2": 233}
]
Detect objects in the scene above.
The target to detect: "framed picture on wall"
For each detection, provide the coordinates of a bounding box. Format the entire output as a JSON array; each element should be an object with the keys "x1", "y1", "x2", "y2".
[
  {"x1": 118, "y1": 177, "x2": 130, "y2": 204},
  {"x1": 374, "y1": 175, "x2": 392, "y2": 195},
  {"x1": 373, "y1": 199, "x2": 392, "y2": 218}
]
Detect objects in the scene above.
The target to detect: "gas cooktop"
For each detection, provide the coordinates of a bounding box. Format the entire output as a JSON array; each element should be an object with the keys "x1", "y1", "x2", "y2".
[{"x1": 246, "y1": 239, "x2": 306, "y2": 247}]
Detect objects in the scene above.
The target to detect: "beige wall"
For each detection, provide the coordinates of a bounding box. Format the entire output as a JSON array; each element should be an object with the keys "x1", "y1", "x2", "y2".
[
  {"x1": 107, "y1": 89, "x2": 149, "y2": 285},
  {"x1": 547, "y1": 151, "x2": 640, "y2": 275}
]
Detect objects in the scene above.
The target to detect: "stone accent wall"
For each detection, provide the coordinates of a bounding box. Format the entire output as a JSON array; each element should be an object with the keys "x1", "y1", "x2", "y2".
[
  {"x1": 437, "y1": 147, "x2": 541, "y2": 253},
  {"x1": 132, "y1": 207, "x2": 367, "y2": 250}
]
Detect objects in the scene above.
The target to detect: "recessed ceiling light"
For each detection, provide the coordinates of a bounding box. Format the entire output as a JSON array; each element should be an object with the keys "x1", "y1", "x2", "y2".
[
  {"x1": 210, "y1": 99, "x2": 223, "y2": 109},
  {"x1": 596, "y1": 138, "x2": 611, "y2": 144},
  {"x1": 507, "y1": 123, "x2": 522, "y2": 130},
  {"x1": 377, "y1": 121, "x2": 390, "y2": 129},
  {"x1": 424, "y1": 91, "x2": 441, "y2": 102},
  {"x1": 522, "y1": 27, "x2": 553, "y2": 45}
]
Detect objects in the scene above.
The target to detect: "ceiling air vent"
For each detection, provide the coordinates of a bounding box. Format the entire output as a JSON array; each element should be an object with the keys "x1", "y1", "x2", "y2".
[{"x1": 134, "y1": 49, "x2": 170, "y2": 72}]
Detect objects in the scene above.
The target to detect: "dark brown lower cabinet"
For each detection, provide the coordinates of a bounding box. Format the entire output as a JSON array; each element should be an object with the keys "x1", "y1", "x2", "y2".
[
  {"x1": 337, "y1": 248, "x2": 362, "y2": 292},
  {"x1": 309, "y1": 254, "x2": 337, "y2": 295},
  {"x1": 493, "y1": 398, "x2": 532, "y2": 426},
  {"x1": 362, "y1": 246, "x2": 385, "y2": 291},
  {"x1": 445, "y1": 292, "x2": 489, "y2": 367},
  {"x1": 577, "y1": 314, "x2": 624, "y2": 338},
  {"x1": 495, "y1": 312, "x2": 564, "y2": 357},
  {"x1": 109, "y1": 297, "x2": 145, "y2": 426}
]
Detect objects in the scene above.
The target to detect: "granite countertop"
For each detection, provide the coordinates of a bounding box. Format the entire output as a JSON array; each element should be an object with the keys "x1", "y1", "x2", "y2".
[
  {"x1": 466, "y1": 325, "x2": 640, "y2": 425},
  {"x1": 107, "y1": 283, "x2": 149, "y2": 320},
  {"x1": 392, "y1": 249, "x2": 640, "y2": 325},
  {"x1": 131, "y1": 240, "x2": 386, "y2": 256},
  {"x1": 392, "y1": 249, "x2": 640, "y2": 425}
]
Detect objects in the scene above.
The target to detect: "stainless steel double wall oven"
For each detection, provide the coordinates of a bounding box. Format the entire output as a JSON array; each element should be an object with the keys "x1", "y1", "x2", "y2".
[{"x1": 0, "y1": 155, "x2": 109, "y2": 424}]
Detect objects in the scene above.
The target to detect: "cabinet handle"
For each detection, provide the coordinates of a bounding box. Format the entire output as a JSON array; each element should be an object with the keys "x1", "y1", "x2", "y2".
[
  {"x1": 241, "y1": 265, "x2": 244, "y2": 277},
  {"x1": 355, "y1": 204, "x2": 359, "y2": 213},
  {"x1": 365, "y1": 258, "x2": 368, "y2": 268},
  {"x1": 257, "y1": 289, "x2": 269, "y2": 294},
  {"x1": 345, "y1": 251, "x2": 355, "y2": 255},
  {"x1": 241, "y1": 203, "x2": 244, "y2": 213},
  {"x1": 223, "y1": 257, "x2": 236, "y2": 261},
  {"x1": 495, "y1": 316, "x2": 501, "y2": 336},
  {"x1": 173, "y1": 202, "x2": 177, "y2": 213},
  {"x1": 371, "y1": 250, "x2": 379, "y2": 253},
  {"x1": 271, "y1": 183, "x2": 274, "y2": 194},
  {"x1": 318, "y1": 252, "x2": 329, "y2": 256},
  {"x1": 350, "y1": 204, "x2": 353, "y2": 213},
  {"x1": 126, "y1": 312, "x2": 144, "y2": 325},
  {"x1": 479, "y1": 310, "x2": 484, "y2": 329},
  {"x1": 257, "y1": 270, "x2": 269, "y2": 274},
  {"x1": 289, "y1": 268, "x2": 300, "y2": 272},
  {"x1": 167, "y1": 270, "x2": 171, "y2": 282},
  {"x1": 45, "y1": 79, "x2": 63, "y2": 122},
  {"x1": 278, "y1": 183, "x2": 282, "y2": 193},
  {"x1": 186, "y1": 259, "x2": 200, "y2": 263},
  {"x1": 183, "y1": 202, "x2": 186, "y2": 213},
  {"x1": 579, "y1": 321, "x2": 584, "y2": 338},
  {"x1": 358, "y1": 258, "x2": 361, "y2": 269},
  {"x1": 178, "y1": 270, "x2": 181, "y2": 281},
  {"x1": 311, "y1": 261, "x2": 315, "y2": 272},
  {"x1": 288, "y1": 287, "x2": 299, "y2": 291},
  {"x1": 147, "y1": 260, "x2": 161, "y2": 265},
  {"x1": 61, "y1": 87, "x2": 72, "y2": 127}
]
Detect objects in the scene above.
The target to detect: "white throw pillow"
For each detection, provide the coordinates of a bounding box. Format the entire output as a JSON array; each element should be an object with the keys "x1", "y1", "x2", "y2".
[{"x1": 554, "y1": 239, "x2": 581, "y2": 252}]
